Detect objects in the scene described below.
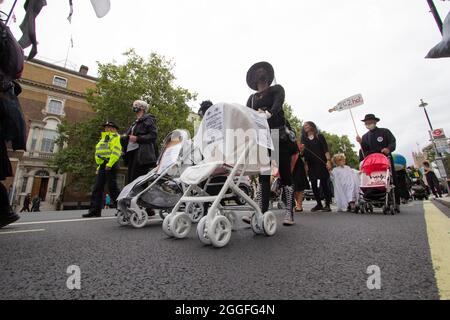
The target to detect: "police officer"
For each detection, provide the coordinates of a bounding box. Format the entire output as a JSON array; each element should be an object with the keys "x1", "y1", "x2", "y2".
[
  {"x1": 357, "y1": 114, "x2": 400, "y2": 210},
  {"x1": 83, "y1": 121, "x2": 122, "y2": 218}
]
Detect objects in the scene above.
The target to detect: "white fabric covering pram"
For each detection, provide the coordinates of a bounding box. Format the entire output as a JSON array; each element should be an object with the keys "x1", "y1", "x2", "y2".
[{"x1": 180, "y1": 103, "x2": 273, "y2": 185}]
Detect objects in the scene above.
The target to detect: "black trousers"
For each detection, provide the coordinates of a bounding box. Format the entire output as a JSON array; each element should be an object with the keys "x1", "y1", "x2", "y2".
[
  {"x1": 126, "y1": 149, "x2": 155, "y2": 184},
  {"x1": 259, "y1": 150, "x2": 293, "y2": 213},
  {"x1": 0, "y1": 182, "x2": 11, "y2": 217},
  {"x1": 89, "y1": 163, "x2": 120, "y2": 213},
  {"x1": 310, "y1": 175, "x2": 332, "y2": 207}
]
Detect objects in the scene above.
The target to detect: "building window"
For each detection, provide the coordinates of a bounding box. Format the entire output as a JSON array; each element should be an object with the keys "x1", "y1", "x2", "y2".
[
  {"x1": 47, "y1": 99, "x2": 64, "y2": 115},
  {"x1": 52, "y1": 178, "x2": 59, "y2": 193},
  {"x1": 117, "y1": 174, "x2": 126, "y2": 190},
  {"x1": 41, "y1": 129, "x2": 58, "y2": 153},
  {"x1": 53, "y1": 76, "x2": 68, "y2": 88},
  {"x1": 21, "y1": 177, "x2": 28, "y2": 193}
]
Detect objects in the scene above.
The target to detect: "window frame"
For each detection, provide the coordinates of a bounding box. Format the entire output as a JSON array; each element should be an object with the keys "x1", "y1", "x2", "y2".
[
  {"x1": 46, "y1": 97, "x2": 65, "y2": 116},
  {"x1": 52, "y1": 75, "x2": 68, "y2": 88}
]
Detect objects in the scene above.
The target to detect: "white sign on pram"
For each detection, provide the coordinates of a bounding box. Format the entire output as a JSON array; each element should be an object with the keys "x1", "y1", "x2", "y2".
[
  {"x1": 157, "y1": 144, "x2": 183, "y2": 175},
  {"x1": 250, "y1": 110, "x2": 274, "y2": 150},
  {"x1": 204, "y1": 105, "x2": 224, "y2": 147},
  {"x1": 361, "y1": 171, "x2": 388, "y2": 188}
]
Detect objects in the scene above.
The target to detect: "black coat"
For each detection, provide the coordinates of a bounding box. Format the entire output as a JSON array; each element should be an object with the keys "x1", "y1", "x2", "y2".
[
  {"x1": 0, "y1": 83, "x2": 26, "y2": 181},
  {"x1": 123, "y1": 114, "x2": 158, "y2": 166},
  {"x1": 360, "y1": 127, "x2": 396, "y2": 161}
]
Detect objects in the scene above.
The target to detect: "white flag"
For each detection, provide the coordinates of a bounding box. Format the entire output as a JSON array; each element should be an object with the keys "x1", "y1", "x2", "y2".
[{"x1": 90, "y1": 0, "x2": 111, "y2": 18}]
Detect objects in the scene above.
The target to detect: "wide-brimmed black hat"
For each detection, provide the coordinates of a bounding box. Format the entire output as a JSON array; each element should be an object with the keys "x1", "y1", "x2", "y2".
[
  {"x1": 246, "y1": 61, "x2": 275, "y2": 91},
  {"x1": 361, "y1": 114, "x2": 380, "y2": 122},
  {"x1": 103, "y1": 121, "x2": 119, "y2": 130}
]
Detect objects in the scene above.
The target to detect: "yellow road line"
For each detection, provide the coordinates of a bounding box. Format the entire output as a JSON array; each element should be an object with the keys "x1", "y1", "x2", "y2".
[{"x1": 424, "y1": 201, "x2": 450, "y2": 300}]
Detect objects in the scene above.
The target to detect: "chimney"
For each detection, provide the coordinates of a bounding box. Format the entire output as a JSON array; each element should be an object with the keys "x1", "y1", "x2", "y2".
[{"x1": 79, "y1": 65, "x2": 89, "y2": 76}]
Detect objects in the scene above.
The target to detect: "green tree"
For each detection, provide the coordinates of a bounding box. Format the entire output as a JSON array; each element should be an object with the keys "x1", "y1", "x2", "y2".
[
  {"x1": 321, "y1": 131, "x2": 360, "y2": 169},
  {"x1": 283, "y1": 103, "x2": 302, "y2": 134},
  {"x1": 51, "y1": 50, "x2": 196, "y2": 190}
]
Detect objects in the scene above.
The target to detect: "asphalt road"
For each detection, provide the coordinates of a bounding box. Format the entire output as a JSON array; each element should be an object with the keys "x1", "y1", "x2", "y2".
[{"x1": 0, "y1": 199, "x2": 448, "y2": 300}]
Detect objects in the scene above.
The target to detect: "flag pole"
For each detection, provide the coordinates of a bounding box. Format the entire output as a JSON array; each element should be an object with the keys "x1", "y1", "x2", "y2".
[{"x1": 5, "y1": 0, "x2": 18, "y2": 25}]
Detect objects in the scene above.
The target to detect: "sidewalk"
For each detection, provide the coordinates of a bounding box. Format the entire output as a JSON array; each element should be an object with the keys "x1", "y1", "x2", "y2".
[{"x1": 435, "y1": 196, "x2": 450, "y2": 208}]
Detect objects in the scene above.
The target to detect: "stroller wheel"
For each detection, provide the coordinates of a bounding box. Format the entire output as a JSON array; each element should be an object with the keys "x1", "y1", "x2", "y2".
[
  {"x1": 169, "y1": 213, "x2": 192, "y2": 239},
  {"x1": 207, "y1": 216, "x2": 232, "y2": 248},
  {"x1": 250, "y1": 214, "x2": 264, "y2": 235},
  {"x1": 185, "y1": 202, "x2": 205, "y2": 224},
  {"x1": 130, "y1": 210, "x2": 148, "y2": 229},
  {"x1": 262, "y1": 211, "x2": 277, "y2": 236},
  {"x1": 116, "y1": 211, "x2": 130, "y2": 226},
  {"x1": 162, "y1": 214, "x2": 174, "y2": 237},
  {"x1": 196, "y1": 216, "x2": 211, "y2": 245}
]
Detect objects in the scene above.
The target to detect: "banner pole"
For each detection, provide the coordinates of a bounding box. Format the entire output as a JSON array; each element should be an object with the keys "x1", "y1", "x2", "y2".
[{"x1": 349, "y1": 108, "x2": 359, "y2": 137}]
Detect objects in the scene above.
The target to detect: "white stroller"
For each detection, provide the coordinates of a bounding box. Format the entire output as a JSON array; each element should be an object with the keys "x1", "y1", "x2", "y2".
[
  {"x1": 116, "y1": 129, "x2": 198, "y2": 228},
  {"x1": 162, "y1": 103, "x2": 278, "y2": 248}
]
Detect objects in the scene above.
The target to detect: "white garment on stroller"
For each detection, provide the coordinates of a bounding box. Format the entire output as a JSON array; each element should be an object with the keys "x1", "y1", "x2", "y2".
[{"x1": 181, "y1": 103, "x2": 273, "y2": 186}]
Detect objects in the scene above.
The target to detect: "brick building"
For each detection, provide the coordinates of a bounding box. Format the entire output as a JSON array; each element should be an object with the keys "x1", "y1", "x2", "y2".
[{"x1": 7, "y1": 59, "x2": 99, "y2": 211}]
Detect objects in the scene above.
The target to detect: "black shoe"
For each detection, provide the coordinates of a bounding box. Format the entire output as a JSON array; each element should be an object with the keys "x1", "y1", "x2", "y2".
[
  {"x1": 0, "y1": 213, "x2": 20, "y2": 229},
  {"x1": 82, "y1": 211, "x2": 101, "y2": 218},
  {"x1": 321, "y1": 205, "x2": 332, "y2": 212},
  {"x1": 146, "y1": 208, "x2": 156, "y2": 216},
  {"x1": 311, "y1": 204, "x2": 323, "y2": 212}
]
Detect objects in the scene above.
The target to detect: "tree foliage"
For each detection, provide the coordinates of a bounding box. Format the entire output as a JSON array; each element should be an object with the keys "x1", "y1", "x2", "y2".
[{"x1": 51, "y1": 50, "x2": 196, "y2": 190}]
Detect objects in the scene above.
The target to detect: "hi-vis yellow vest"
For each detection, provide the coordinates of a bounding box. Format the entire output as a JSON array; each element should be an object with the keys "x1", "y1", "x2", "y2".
[{"x1": 95, "y1": 132, "x2": 122, "y2": 168}]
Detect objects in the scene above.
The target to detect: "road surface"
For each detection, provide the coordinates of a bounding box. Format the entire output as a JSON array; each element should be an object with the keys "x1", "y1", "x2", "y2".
[{"x1": 1, "y1": 200, "x2": 449, "y2": 300}]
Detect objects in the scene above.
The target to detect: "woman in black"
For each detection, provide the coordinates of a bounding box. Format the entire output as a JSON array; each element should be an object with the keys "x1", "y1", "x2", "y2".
[
  {"x1": 123, "y1": 100, "x2": 158, "y2": 183},
  {"x1": 243, "y1": 62, "x2": 297, "y2": 226},
  {"x1": 292, "y1": 141, "x2": 310, "y2": 212},
  {"x1": 300, "y1": 121, "x2": 333, "y2": 212}
]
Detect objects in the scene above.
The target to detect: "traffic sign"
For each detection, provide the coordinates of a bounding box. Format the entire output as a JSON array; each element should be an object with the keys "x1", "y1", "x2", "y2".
[{"x1": 432, "y1": 128, "x2": 446, "y2": 139}]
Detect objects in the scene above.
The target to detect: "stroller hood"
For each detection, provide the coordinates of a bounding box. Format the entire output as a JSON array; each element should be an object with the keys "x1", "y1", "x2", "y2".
[{"x1": 361, "y1": 153, "x2": 391, "y2": 175}]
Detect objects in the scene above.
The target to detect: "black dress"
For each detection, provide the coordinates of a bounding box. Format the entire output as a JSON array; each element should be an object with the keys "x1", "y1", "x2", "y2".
[
  {"x1": 293, "y1": 156, "x2": 310, "y2": 192},
  {"x1": 302, "y1": 134, "x2": 329, "y2": 180}
]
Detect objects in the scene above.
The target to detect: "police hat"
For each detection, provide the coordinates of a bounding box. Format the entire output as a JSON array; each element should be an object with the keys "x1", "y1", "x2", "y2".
[{"x1": 103, "y1": 121, "x2": 119, "y2": 130}]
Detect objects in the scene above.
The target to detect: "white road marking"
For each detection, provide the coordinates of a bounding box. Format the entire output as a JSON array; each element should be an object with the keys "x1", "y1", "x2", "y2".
[
  {"x1": 10, "y1": 216, "x2": 116, "y2": 227},
  {"x1": 0, "y1": 229, "x2": 46, "y2": 235}
]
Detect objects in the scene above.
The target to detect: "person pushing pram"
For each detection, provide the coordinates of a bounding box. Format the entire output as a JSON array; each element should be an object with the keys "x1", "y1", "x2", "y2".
[{"x1": 357, "y1": 114, "x2": 400, "y2": 213}]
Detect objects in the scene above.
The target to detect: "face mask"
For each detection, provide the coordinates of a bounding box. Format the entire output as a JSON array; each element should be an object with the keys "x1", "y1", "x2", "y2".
[
  {"x1": 132, "y1": 106, "x2": 141, "y2": 113},
  {"x1": 366, "y1": 124, "x2": 376, "y2": 131}
]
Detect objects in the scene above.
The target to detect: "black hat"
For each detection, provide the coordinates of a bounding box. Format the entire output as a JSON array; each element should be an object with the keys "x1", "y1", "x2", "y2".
[
  {"x1": 103, "y1": 121, "x2": 119, "y2": 130},
  {"x1": 246, "y1": 61, "x2": 275, "y2": 91},
  {"x1": 198, "y1": 100, "x2": 213, "y2": 117},
  {"x1": 361, "y1": 114, "x2": 380, "y2": 122}
]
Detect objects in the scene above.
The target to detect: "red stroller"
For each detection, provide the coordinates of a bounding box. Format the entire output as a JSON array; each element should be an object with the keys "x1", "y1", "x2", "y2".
[{"x1": 356, "y1": 153, "x2": 397, "y2": 215}]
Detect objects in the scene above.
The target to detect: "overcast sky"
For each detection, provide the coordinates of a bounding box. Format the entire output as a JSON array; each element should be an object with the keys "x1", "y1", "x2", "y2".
[{"x1": 4, "y1": 0, "x2": 450, "y2": 164}]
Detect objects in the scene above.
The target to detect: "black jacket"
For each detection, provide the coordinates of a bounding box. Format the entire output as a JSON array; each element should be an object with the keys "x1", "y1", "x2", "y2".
[
  {"x1": 246, "y1": 84, "x2": 286, "y2": 129},
  {"x1": 0, "y1": 83, "x2": 26, "y2": 180},
  {"x1": 123, "y1": 114, "x2": 158, "y2": 165},
  {"x1": 360, "y1": 127, "x2": 396, "y2": 161}
]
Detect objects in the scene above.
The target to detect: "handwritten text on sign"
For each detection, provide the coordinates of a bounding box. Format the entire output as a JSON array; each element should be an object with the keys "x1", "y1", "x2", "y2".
[{"x1": 331, "y1": 94, "x2": 364, "y2": 112}]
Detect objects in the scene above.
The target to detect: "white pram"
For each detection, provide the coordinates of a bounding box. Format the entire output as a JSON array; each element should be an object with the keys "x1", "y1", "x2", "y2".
[
  {"x1": 162, "y1": 103, "x2": 278, "y2": 248},
  {"x1": 116, "y1": 129, "x2": 197, "y2": 228}
]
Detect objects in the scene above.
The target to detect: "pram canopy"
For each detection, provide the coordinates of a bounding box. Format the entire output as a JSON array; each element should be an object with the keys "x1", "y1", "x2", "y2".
[
  {"x1": 361, "y1": 153, "x2": 391, "y2": 176},
  {"x1": 181, "y1": 103, "x2": 273, "y2": 185}
]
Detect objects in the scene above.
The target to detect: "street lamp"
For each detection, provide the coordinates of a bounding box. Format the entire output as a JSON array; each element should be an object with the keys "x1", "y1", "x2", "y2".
[{"x1": 419, "y1": 99, "x2": 449, "y2": 191}]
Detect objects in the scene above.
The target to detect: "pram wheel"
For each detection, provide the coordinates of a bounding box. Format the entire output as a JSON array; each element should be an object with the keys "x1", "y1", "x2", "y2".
[
  {"x1": 196, "y1": 216, "x2": 211, "y2": 245},
  {"x1": 262, "y1": 211, "x2": 277, "y2": 236},
  {"x1": 130, "y1": 209, "x2": 149, "y2": 228},
  {"x1": 185, "y1": 202, "x2": 205, "y2": 223},
  {"x1": 162, "y1": 214, "x2": 174, "y2": 237},
  {"x1": 116, "y1": 211, "x2": 130, "y2": 226},
  {"x1": 169, "y1": 213, "x2": 192, "y2": 239},
  {"x1": 250, "y1": 214, "x2": 264, "y2": 235},
  {"x1": 207, "y1": 216, "x2": 232, "y2": 248}
]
